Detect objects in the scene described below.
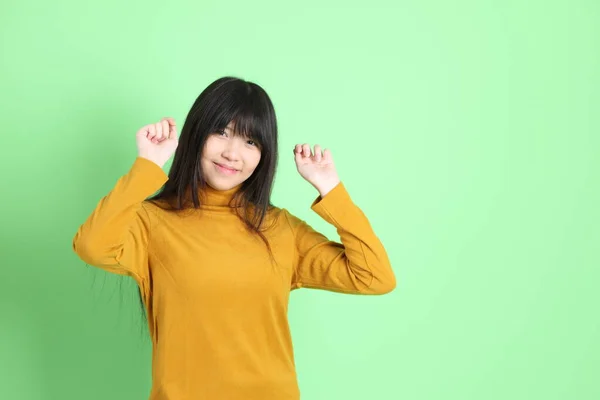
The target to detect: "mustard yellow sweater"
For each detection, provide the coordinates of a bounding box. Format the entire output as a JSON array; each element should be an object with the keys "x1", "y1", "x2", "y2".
[{"x1": 73, "y1": 156, "x2": 396, "y2": 400}]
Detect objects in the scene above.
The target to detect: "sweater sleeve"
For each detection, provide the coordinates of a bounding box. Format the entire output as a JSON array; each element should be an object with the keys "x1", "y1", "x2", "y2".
[
  {"x1": 285, "y1": 182, "x2": 396, "y2": 295},
  {"x1": 72, "y1": 157, "x2": 169, "y2": 282}
]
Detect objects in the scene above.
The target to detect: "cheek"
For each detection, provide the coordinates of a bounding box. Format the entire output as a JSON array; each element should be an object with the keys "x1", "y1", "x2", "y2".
[
  {"x1": 249, "y1": 151, "x2": 262, "y2": 171},
  {"x1": 241, "y1": 149, "x2": 262, "y2": 173},
  {"x1": 203, "y1": 136, "x2": 222, "y2": 156},
  {"x1": 201, "y1": 141, "x2": 221, "y2": 166}
]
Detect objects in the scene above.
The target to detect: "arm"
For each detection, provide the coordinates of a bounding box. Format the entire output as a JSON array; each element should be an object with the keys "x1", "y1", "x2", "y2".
[
  {"x1": 286, "y1": 182, "x2": 396, "y2": 295},
  {"x1": 72, "y1": 157, "x2": 168, "y2": 282}
]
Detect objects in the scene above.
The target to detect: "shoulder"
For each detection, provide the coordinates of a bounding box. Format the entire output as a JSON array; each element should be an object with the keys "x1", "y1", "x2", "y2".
[
  {"x1": 141, "y1": 198, "x2": 191, "y2": 221},
  {"x1": 264, "y1": 205, "x2": 288, "y2": 224},
  {"x1": 141, "y1": 198, "x2": 166, "y2": 215},
  {"x1": 266, "y1": 205, "x2": 306, "y2": 231},
  {"x1": 143, "y1": 195, "x2": 192, "y2": 212}
]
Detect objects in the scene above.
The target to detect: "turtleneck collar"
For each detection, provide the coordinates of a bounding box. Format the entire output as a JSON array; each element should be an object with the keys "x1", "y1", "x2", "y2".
[{"x1": 198, "y1": 183, "x2": 243, "y2": 207}]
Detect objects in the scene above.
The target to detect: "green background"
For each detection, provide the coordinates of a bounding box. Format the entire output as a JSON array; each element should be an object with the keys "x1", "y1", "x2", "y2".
[{"x1": 1, "y1": 0, "x2": 598, "y2": 399}]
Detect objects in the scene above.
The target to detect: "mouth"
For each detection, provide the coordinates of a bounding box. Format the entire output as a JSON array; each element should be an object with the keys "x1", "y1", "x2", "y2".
[{"x1": 214, "y1": 162, "x2": 239, "y2": 175}]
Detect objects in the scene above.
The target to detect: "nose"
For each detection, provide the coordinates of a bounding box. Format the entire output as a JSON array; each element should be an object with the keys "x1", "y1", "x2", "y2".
[{"x1": 221, "y1": 138, "x2": 241, "y2": 161}]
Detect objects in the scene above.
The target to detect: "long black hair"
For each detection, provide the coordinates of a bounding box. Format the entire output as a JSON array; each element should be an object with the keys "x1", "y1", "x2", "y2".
[{"x1": 138, "y1": 76, "x2": 279, "y2": 316}]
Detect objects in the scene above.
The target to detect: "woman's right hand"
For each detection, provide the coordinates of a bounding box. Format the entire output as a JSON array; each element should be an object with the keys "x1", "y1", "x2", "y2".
[{"x1": 136, "y1": 117, "x2": 179, "y2": 168}]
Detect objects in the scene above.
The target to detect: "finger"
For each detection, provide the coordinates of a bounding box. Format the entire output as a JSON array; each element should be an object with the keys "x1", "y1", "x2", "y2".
[
  {"x1": 166, "y1": 117, "x2": 178, "y2": 139},
  {"x1": 147, "y1": 124, "x2": 157, "y2": 140},
  {"x1": 302, "y1": 143, "x2": 311, "y2": 158},
  {"x1": 294, "y1": 147, "x2": 303, "y2": 163},
  {"x1": 137, "y1": 125, "x2": 150, "y2": 138},
  {"x1": 160, "y1": 120, "x2": 170, "y2": 142},
  {"x1": 314, "y1": 144, "x2": 322, "y2": 162},
  {"x1": 155, "y1": 122, "x2": 164, "y2": 141},
  {"x1": 323, "y1": 148, "x2": 333, "y2": 162}
]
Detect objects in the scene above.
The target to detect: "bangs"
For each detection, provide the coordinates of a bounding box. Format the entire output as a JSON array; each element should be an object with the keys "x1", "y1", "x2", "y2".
[
  {"x1": 231, "y1": 115, "x2": 265, "y2": 145},
  {"x1": 212, "y1": 87, "x2": 272, "y2": 148}
]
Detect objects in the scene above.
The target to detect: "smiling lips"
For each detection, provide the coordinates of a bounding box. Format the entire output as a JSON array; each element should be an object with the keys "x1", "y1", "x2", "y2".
[{"x1": 214, "y1": 162, "x2": 239, "y2": 175}]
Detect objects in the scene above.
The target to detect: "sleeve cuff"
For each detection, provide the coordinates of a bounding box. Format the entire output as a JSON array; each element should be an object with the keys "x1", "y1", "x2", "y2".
[
  {"x1": 127, "y1": 157, "x2": 169, "y2": 195},
  {"x1": 310, "y1": 181, "x2": 352, "y2": 221}
]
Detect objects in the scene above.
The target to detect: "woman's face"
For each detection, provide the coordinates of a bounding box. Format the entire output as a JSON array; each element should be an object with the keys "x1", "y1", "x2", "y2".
[{"x1": 201, "y1": 121, "x2": 262, "y2": 191}]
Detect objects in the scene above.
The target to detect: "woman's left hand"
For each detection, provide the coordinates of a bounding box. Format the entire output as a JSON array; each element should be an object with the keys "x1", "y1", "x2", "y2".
[{"x1": 294, "y1": 143, "x2": 341, "y2": 197}]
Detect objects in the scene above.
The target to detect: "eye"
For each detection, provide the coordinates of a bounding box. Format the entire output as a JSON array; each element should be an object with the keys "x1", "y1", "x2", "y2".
[
  {"x1": 247, "y1": 139, "x2": 262, "y2": 149},
  {"x1": 217, "y1": 129, "x2": 227, "y2": 137}
]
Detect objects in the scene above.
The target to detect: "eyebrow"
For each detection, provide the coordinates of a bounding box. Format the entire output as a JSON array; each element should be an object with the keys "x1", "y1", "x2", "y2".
[{"x1": 225, "y1": 127, "x2": 254, "y2": 137}]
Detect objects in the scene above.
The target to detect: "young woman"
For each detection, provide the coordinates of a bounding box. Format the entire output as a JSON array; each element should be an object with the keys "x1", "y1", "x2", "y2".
[{"x1": 73, "y1": 76, "x2": 396, "y2": 400}]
